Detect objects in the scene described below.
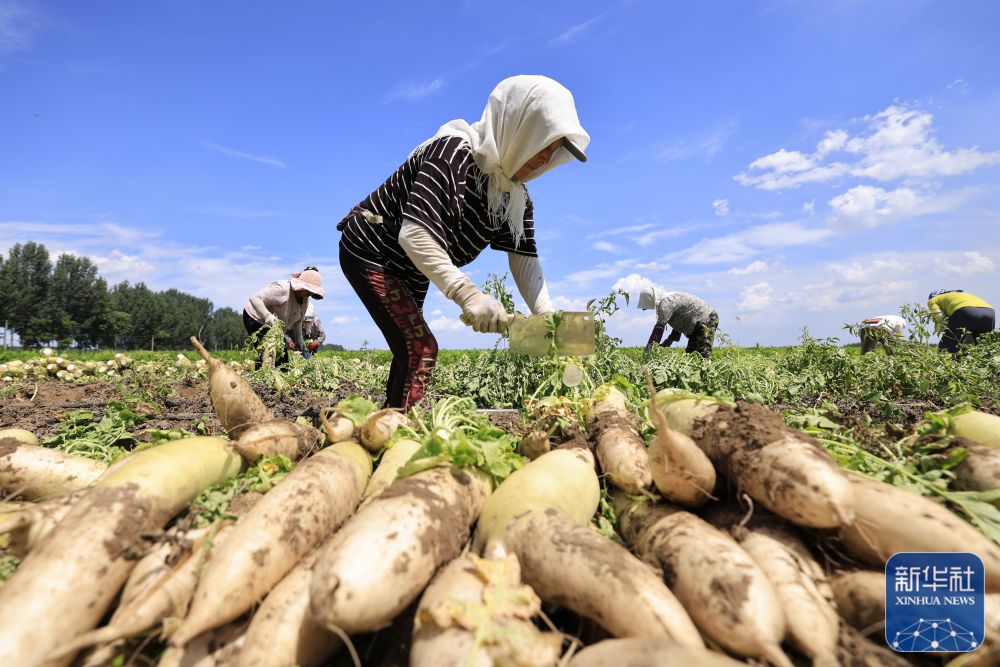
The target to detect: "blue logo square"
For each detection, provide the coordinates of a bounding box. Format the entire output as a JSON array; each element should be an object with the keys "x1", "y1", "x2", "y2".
[{"x1": 886, "y1": 552, "x2": 985, "y2": 653}]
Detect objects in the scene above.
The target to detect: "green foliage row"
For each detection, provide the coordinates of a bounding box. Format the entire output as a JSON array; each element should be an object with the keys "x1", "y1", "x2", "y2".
[{"x1": 0, "y1": 241, "x2": 246, "y2": 350}]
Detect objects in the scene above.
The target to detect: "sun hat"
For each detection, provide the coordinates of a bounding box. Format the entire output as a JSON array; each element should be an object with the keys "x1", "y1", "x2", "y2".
[
  {"x1": 291, "y1": 269, "x2": 324, "y2": 299},
  {"x1": 928, "y1": 289, "x2": 962, "y2": 300}
]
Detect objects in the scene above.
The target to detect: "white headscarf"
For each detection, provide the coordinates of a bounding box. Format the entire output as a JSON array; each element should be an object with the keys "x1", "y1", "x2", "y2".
[
  {"x1": 413, "y1": 75, "x2": 589, "y2": 247},
  {"x1": 638, "y1": 285, "x2": 664, "y2": 311}
]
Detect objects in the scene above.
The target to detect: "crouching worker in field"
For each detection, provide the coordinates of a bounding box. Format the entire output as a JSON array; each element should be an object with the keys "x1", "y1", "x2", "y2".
[
  {"x1": 284, "y1": 302, "x2": 327, "y2": 359},
  {"x1": 244, "y1": 267, "x2": 325, "y2": 368},
  {"x1": 859, "y1": 314, "x2": 906, "y2": 355},
  {"x1": 638, "y1": 286, "x2": 719, "y2": 361},
  {"x1": 336, "y1": 75, "x2": 589, "y2": 410},
  {"x1": 297, "y1": 302, "x2": 326, "y2": 359},
  {"x1": 928, "y1": 289, "x2": 995, "y2": 355}
]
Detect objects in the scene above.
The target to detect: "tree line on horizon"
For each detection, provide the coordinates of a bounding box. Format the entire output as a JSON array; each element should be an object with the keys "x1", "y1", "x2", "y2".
[{"x1": 0, "y1": 241, "x2": 246, "y2": 350}]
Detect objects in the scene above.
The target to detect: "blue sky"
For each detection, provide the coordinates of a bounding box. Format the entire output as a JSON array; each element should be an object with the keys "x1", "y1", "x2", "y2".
[{"x1": 2, "y1": 0, "x2": 999, "y2": 348}]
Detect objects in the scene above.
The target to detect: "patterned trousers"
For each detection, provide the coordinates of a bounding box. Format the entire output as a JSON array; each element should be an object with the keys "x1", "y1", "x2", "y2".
[{"x1": 340, "y1": 244, "x2": 438, "y2": 410}]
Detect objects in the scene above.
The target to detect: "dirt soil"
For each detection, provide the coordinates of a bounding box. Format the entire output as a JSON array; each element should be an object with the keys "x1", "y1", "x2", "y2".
[{"x1": 0, "y1": 378, "x2": 344, "y2": 441}]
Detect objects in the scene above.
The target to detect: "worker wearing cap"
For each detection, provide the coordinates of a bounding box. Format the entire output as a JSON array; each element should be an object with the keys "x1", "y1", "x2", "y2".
[
  {"x1": 859, "y1": 314, "x2": 906, "y2": 355},
  {"x1": 638, "y1": 287, "x2": 719, "y2": 360},
  {"x1": 337, "y1": 75, "x2": 589, "y2": 409},
  {"x1": 928, "y1": 289, "x2": 994, "y2": 354},
  {"x1": 289, "y1": 302, "x2": 326, "y2": 359},
  {"x1": 244, "y1": 267, "x2": 324, "y2": 366}
]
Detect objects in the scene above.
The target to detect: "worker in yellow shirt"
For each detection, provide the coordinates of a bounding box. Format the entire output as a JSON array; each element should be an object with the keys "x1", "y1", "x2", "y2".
[{"x1": 927, "y1": 289, "x2": 994, "y2": 354}]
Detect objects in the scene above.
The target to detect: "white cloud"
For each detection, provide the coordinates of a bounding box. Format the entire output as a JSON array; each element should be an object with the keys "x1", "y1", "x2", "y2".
[
  {"x1": 678, "y1": 222, "x2": 833, "y2": 265},
  {"x1": 89, "y1": 249, "x2": 155, "y2": 276},
  {"x1": 635, "y1": 225, "x2": 699, "y2": 247},
  {"x1": 611, "y1": 273, "x2": 655, "y2": 298},
  {"x1": 384, "y1": 78, "x2": 444, "y2": 102},
  {"x1": 427, "y1": 315, "x2": 466, "y2": 332},
  {"x1": 202, "y1": 141, "x2": 288, "y2": 169},
  {"x1": 802, "y1": 200, "x2": 816, "y2": 215},
  {"x1": 938, "y1": 251, "x2": 995, "y2": 276},
  {"x1": 586, "y1": 223, "x2": 655, "y2": 240},
  {"x1": 657, "y1": 117, "x2": 740, "y2": 162},
  {"x1": 947, "y1": 79, "x2": 967, "y2": 91},
  {"x1": 634, "y1": 261, "x2": 670, "y2": 272},
  {"x1": 550, "y1": 15, "x2": 604, "y2": 45},
  {"x1": 712, "y1": 199, "x2": 730, "y2": 216},
  {"x1": 551, "y1": 295, "x2": 590, "y2": 311},
  {"x1": 737, "y1": 282, "x2": 775, "y2": 311},
  {"x1": 592, "y1": 241, "x2": 622, "y2": 253},
  {"x1": 827, "y1": 185, "x2": 924, "y2": 227},
  {"x1": 551, "y1": 260, "x2": 639, "y2": 291},
  {"x1": 728, "y1": 260, "x2": 768, "y2": 275},
  {"x1": 329, "y1": 316, "x2": 358, "y2": 326},
  {"x1": 736, "y1": 105, "x2": 1000, "y2": 190},
  {"x1": 816, "y1": 129, "x2": 849, "y2": 157}
]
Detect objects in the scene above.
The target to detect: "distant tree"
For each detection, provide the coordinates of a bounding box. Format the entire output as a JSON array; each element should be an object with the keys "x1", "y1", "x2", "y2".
[
  {"x1": 0, "y1": 242, "x2": 54, "y2": 346},
  {"x1": 47, "y1": 254, "x2": 111, "y2": 347},
  {"x1": 159, "y1": 289, "x2": 212, "y2": 347},
  {"x1": 111, "y1": 282, "x2": 164, "y2": 349},
  {"x1": 205, "y1": 307, "x2": 246, "y2": 350}
]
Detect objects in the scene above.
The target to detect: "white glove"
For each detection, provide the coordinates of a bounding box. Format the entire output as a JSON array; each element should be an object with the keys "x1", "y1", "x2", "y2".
[
  {"x1": 446, "y1": 279, "x2": 509, "y2": 333},
  {"x1": 264, "y1": 313, "x2": 277, "y2": 325}
]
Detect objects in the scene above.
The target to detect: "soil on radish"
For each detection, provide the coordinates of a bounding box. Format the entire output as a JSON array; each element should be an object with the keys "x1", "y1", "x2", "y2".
[
  {"x1": 376, "y1": 468, "x2": 475, "y2": 567},
  {"x1": 693, "y1": 403, "x2": 793, "y2": 456}
]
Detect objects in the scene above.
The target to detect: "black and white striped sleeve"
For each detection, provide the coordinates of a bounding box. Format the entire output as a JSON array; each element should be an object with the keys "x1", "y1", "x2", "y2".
[
  {"x1": 490, "y1": 193, "x2": 538, "y2": 257},
  {"x1": 401, "y1": 154, "x2": 469, "y2": 252}
]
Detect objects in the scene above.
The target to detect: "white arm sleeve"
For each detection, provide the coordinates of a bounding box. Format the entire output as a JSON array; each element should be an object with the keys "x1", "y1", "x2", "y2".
[
  {"x1": 292, "y1": 319, "x2": 305, "y2": 350},
  {"x1": 398, "y1": 219, "x2": 467, "y2": 296},
  {"x1": 248, "y1": 294, "x2": 273, "y2": 323},
  {"x1": 508, "y1": 252, "x2": 554, "y2": 315}
]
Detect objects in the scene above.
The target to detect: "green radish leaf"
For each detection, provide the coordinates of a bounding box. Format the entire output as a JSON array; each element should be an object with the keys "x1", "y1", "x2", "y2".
[{"x1": 335, "y1": 396, "x2": 378, "y2": 428}]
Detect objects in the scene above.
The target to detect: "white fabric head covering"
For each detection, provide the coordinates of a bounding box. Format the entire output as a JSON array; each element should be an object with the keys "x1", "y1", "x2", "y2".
[
  {"x1": 638, "y1": 285, "x2": 664, "y2": 311},
  {"x1": 304, "y1": 301, "x2": 316, "y2": 321},
  {"x1": 414, "y1": 75, "x2": 589, "y2": 247}
]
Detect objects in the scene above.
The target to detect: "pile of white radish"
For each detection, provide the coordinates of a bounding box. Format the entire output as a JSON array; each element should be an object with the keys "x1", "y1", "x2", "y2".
[{"x1": 5, "y1": 359, "x2": 1000, "y2": 667}]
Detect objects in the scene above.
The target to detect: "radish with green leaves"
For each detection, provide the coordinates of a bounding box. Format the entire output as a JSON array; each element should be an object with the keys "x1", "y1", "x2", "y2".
[
  {"x1": 319, "y1": 396, "x2": 378, "y2": 444},
  {"x1": 0, "y1": 436, "x2": 241, "y2": 667},
  {"x1": 167, "y1": 441, "x2": 372, "y2": 650},
  {"x1": 360, "y1": 408, "x2": 409, "y2": 451},
  {"x1": 310, "y1": 397, "x2": 517, "y2": 635}
]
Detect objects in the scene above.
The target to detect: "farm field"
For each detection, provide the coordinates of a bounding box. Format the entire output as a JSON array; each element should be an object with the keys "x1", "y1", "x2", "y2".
[{"x1": 2, "y1": 330, "x2": 1000, "y2": 666}]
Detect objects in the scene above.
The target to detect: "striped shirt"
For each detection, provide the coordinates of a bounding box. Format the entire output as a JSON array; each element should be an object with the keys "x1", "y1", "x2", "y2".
[
  {"x1": 337, "y1": 136, "x2": 538, "y2": 303},
  {"x1": 655, "y1": 292, "x2": 715, "y2": 336}
]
